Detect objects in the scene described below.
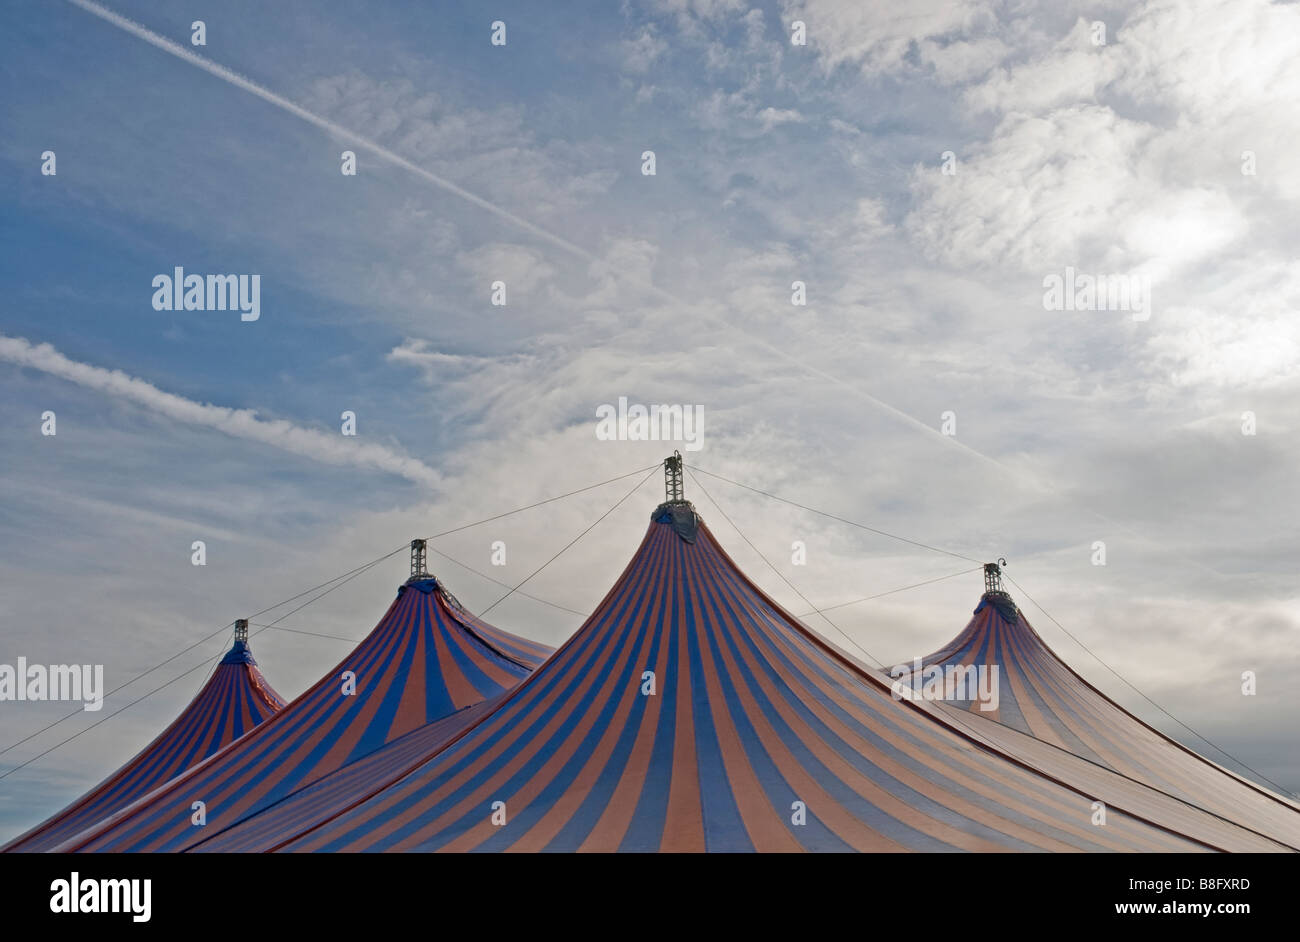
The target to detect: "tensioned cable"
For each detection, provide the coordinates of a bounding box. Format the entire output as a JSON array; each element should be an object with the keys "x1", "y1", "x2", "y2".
[
  {"x1": 189, "y1": 545, "x2": 406, "y2": 694},
  {"x1": 690, "y1": 466, "x2": 983, "y2": 564},
  {"x1": 425, "y1": 545, "x2": 588, "y2": 617},
  {"x1": 0, "y1": 546, "x2": 405, "y2": 760},
  {"x1": 0, "y1": 464, "x2": 655, "y2": 766},
  {"x1": 0, "y1": 647, "x2": 228, "y2": 784},
  {"x1": 796, "y1": 566, "x2": 983, "y2": 616},
  {"x1": 259, "y1": 547, "x2": 594, "y2": 642},
  {"x1": 256, "y1": 544, "x2": 605, "y2": 642},
  {"x1": 0, "y1": 622, "x2": 237, "y2": 761},
  {"x1": 250, "y1": 622, "x2": 364, "y2": 644},
  {"x1": 686, "y1": 469, "x2": 886, "y2": 669},
  {"x1": 184, "y1": 462, "x2": 665, "y2": 706},
  {"x1": 477, "y1": 467, "x2": 659, "y2": 619},
  {"x1": 1004, "y1": 573, "x2": 1297, "y2": 798},
  {"x1": 433, "y1": 536, "x2": 972, "y2": 625},
  {"x1": 418, "y1": 464, "x2": 660, "y2": 544},
  {"x1": 0, "y1": 547, "x2": 400, "y2": 784}
]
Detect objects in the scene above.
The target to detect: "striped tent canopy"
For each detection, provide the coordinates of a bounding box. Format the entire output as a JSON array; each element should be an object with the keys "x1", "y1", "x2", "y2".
[
  {"x1": 60, "y1": 573, "x2": 552, "y2": 852},
  {"x1": 267, "y1": 502, "x2": 1284, "y2": 853},
  {"x1": 189, "y1": 696, "x2": 504, "y2": 852},
  {"x1": 913, "y1": 587, "x2": 1300, "y2": 846},
  {"x1": 3, "y1": 634, "x2": 283, "y2": 853}
]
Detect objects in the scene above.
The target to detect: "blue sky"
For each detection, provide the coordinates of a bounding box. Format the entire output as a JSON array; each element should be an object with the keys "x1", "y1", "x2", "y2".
[{"x1": 3, "y1": 0, "x2": 1299, "y2": 840}]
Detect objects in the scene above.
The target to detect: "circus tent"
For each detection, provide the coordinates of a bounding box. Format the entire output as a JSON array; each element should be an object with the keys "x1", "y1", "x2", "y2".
[
  {"x1": 34, "y1": 462, "x2": 1300, "y2": 854},
  {"x1": 3, "y1": 625, "x2": 283, "y2": 852},
  {"x1": 57, "y1": 541, "x2": 552, "y2": 852},
  {"x1": 908, "y1": 566, "x2": 1300, "y2": 846},
  {"x1": 254, "y1": 472, "x2": 1297, "y2": 852}
]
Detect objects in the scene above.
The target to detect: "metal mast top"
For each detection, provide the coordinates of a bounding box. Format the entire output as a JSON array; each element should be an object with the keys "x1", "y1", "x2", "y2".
[{"x1": 664, "y1": 450, "x2": 685, "y2": 503}]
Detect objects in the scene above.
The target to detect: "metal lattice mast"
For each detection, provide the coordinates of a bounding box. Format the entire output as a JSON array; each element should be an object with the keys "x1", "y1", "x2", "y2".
[
  {"x1": 984, "y1": 557, "x2": 1008, "y2": 595},
  {"x1": 234, "y1": 618, "x2": 249, "y2": 643},
  {"x1": 664, "y1": 450, "x2": 684, "y2": 502},
  {"x1": 410, "y1": 538, "x2": 429, "y2": 581}
]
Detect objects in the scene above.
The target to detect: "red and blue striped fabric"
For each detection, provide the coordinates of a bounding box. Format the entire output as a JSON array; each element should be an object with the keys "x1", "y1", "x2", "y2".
[
  {"x1": 917, "y1": 592, "x2": 1300, "y2": 846},
  {"x1": 59, "y1": 576, "x2": 551, "y2": 852},
  {"x1": 189, "y1": 696, "x2": 504, "y2": 852},
  {"x1": 268, "y1": 504, "x2": 1265, "y2": 852},
  {"x1": 3, "y1": 637, "x2": 283, "y2": 853}
]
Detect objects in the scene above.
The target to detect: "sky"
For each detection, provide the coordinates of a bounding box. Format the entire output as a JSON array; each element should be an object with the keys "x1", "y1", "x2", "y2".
[{"x1": 2, "y1": 0, "x2": 1298, "y2": 841}]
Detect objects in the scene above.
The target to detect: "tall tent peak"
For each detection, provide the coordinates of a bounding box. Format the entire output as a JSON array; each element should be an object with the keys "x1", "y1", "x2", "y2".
[
  {"x1": 663, "y1": 449, "x2": 684, "y2": 502},
  {"x1": 654, "y1": 450, "x2": 699, "y2": 542},
  {"x1": 407, "y1": 538, "x2": 431, "y2": 583},
  {"x1": 979, "y1": 558, "x2": 1019, "y2": 620}
]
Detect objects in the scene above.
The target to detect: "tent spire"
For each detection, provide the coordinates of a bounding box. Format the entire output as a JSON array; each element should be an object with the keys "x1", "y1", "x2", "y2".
[
  {"x1": 664, "y1": 450, "x2": 684, "y2": 503},
  {"x1": 983, "y1": 559, "x2": 1006, "y2": 595},
  {"x1": 409, "y1": 539, "x2": 430, "y2": 581},
  {"x1": 234, "y1": 618, "x2": 249, "y2": 643},
  {"x1": 980, "y1": 558, "x2": 1020, "y2": 619}
]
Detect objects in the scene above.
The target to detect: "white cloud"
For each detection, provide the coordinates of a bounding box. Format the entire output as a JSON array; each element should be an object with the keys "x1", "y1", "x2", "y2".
[
  {"x1": 780, "y1": 0, "x2": 996, "y2": 77},
  {"x1": 1111, "y1": 0, "x2": 1300, "y2": 124},
  {"x1": 650, "y1": 0, "x2": 747, "y2": 33},
  {"x1": 455, "y1": 243, "x2": 557, "y2": 297},
  {"x1": 1145, "y1": 261, "x2": 1300, "y2": 389},
  {"x1": 755, "y1": 106, "x2": 805, "y2": 132},
  {"x1": 386, "y1": 339, "x2": 535, "y2": 388},
  {"x1": 620, "y1": 26, "x2": 668, "y2": 73},
  {"x1": 693, "y1": 90, "x2": 806, "y2": 137},
  {"x1": 301, "y1": 71, "x2": 618, "y2": 220},
  {"x1": 964, "y1": 20, "x2": 1116, "y2": 114},
  {"x1": 906, "y1": 106, "x2": 1152, "y2": 271},
  {"x1": 917, "y1": 35, "x2": 1010, "y2": 84}
]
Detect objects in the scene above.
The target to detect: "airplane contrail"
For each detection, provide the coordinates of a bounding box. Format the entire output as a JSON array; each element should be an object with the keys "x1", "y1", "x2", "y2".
[
  {"x1": 0, "y1": 334, "x2": 443, "y2": 488},
  {"x1": 63, "y1": 0, "x2": 1225, "y2": 578},
  {"x1": 66, "y1": 0, "x2": 599, "y2": 266}
]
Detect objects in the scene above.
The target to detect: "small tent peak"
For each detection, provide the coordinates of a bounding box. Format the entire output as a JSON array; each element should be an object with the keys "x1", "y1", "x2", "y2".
[
  {"x1": 400, "y1": 577, "x2": 440, "y2": 596},
  {"x1": 220, "y1": 619, "x2": 258, "y2": 665}
]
